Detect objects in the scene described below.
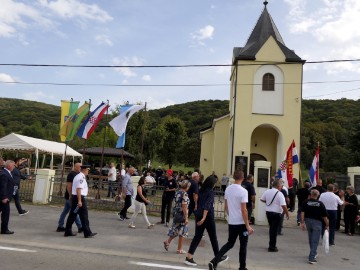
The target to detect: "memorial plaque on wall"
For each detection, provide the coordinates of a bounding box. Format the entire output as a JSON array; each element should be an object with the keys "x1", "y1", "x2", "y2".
[
  {"x1": 354, "y1": 175, "x2": 360, "y2": 194},
  {"x1": 257, "y1": 168, "x2": 269, "y2": 188},
  {"x1": 235, "y1": 156, "x2": 248, "y2": 177}
]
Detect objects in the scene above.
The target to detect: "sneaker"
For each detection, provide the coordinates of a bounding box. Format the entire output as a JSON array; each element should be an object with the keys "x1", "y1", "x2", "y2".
[
  {"x1": 148, "y1": 224, "x2": 155, "y2": 229},
  {"x1": 308, "y1": 259, "x2": 317, "y2": 264},
  {"x1": 218, "y1": 255, "x2": 229, "y2": 264},
  {"x1": 19, "y1": 210, "x2": 29, "y2": 216},
  {"x1": 128, "y1": 224, "x2": 135, "y2": 229},
  {"x1": 165, "y1": 222, "x2": 169, "y2": 227},
  {"x1": 125, "y1": 217, "x2": 131, "y2": 220},
  {"x1": 78, "y1": 228, "x2": 84, "y2": 233},
  {"x1": 119, "y1": 215, "x2": 125, "y2": 221},
  {"x1": 56, "y1": 227, "x2": 65, "y2": 232},
  {"x1": 184, "y1": 257, "x2": 197, "y2": 266},
  {"x1": 208, "y1": 261, "x2": 216, "y2": 270}
]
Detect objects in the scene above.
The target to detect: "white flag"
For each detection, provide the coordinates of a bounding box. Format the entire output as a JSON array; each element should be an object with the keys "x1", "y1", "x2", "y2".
[{"x1": 109, "y1": 104, "x2": 145, "y2": 136}]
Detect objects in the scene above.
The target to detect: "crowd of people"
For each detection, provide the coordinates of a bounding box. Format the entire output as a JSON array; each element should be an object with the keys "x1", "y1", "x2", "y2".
[{"x1": 1, "y1": 158, "x2": 359, "y2": 269}]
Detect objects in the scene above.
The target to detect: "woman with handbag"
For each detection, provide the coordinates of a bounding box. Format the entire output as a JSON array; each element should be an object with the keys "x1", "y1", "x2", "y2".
[
  {"x1": 128, "y1": 177, "x2": 154, "y2": 229},
  {"x1": 184, "y1": 176, "x2": 228, "y2": 266},
  {"x1": 163, "y1": 180, "x2": 190, "y2": 254}
]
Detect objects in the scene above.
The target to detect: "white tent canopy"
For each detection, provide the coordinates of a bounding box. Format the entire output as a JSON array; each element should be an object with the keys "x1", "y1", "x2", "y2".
[{"x1": 0, "y1": 133, "x2": 82, "y2": 171}]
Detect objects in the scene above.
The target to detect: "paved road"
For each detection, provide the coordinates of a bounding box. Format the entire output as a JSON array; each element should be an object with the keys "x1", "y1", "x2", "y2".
[{"x1": 0, "y1": 204, "x2": 359, "y2": 270}]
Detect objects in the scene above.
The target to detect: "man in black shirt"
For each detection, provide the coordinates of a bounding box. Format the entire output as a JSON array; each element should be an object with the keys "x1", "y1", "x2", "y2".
[
  {"x1": 12, "y1": 158, "x2": 29, "y2": 216},
  {"x1": 56, "y1": 163, "x2": 83, "y2": 232},
  {"x1": 301, "y1": 189, "x2": 329, "y2": 264},
  {"x1": 242, "y1": 174, "x2": 256, "y2": 224},
  {"x1": 310, "y1": 179, "x2": 326, "y2": 195},
  {"x1": 160, "y1": 169, "x2": 178, "y2": 226},
  {"x1": 296, "y1": 181, "x2": 311, "y2": 225}
]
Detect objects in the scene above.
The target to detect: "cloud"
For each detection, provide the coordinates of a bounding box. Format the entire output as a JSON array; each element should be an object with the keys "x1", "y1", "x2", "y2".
[
  {"x1": 75, "y1": 48, "x2": 86, "y2": 56},
  {"x1": 142, "y1": 75, "x2": 151, "y2": 81},
  {"x1": 38, "y1": 0, "x2": 113, "y2": 23},
  {"x1": 112, "y1": 56, "x2": 145, "y2": 78},
  {"x1": 0, "y1": 73, "x2": 16, "y2": 83},
  {"x1": 0, "y1": 0, "x2": 52, "y2": 38},
  {"x1": 95, "y1": 34, "x2": 113, "y2": 46},
  {"x1": 0, "y1": 0, "x2": 112, "y2": 40},
  {"x1": 23, "y1": 91, "x2": 55, "y2": 101},
  {"x1": 191, "y1": 25, "x2": 215, "y2": 46},
  {"x1": 284, "y1": 0, "x2": 360, "y2": 74}
]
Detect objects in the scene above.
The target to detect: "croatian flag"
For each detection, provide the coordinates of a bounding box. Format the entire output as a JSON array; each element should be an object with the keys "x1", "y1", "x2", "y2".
[
  {"x1": 77, "y1": 102, "x2": 109, "y2": 139},
  {"x1": 309, "y1": 146, "x2": 320, "y2": 187},
  {"x1": 109, "y1": 104, "x2": 144, "y2": 136},
  {"x1": 276, "y1": 160, "x2": 288, "y2": 186}
]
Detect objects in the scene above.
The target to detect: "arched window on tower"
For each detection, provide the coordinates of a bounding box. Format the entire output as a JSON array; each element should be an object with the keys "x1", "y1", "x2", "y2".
[{"x1": 262, "y1": 73, "x2": 275, "y2": 91}]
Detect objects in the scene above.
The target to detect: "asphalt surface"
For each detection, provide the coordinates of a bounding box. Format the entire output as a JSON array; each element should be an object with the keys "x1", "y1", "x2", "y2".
[{"x1": 0, "y1": 203, "x2": 359, "y2": 270}]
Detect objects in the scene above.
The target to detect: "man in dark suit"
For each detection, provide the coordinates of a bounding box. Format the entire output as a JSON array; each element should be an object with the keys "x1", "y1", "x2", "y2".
[{"x1": 0, "y1": 160, "x2": 15, "y2": 234}]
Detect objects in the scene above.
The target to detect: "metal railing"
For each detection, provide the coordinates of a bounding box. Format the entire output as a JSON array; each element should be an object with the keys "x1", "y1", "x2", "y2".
[{"x1": 19, "y1": 174, "x2": 226, "y2": 220}]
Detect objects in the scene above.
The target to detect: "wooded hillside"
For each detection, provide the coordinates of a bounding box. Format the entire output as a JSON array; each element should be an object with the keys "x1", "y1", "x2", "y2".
[{"x1": 0, "y1": 97, "x2": 359, "y2": 173}]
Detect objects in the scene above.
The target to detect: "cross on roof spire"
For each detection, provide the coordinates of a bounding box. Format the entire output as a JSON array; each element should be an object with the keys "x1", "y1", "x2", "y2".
[{"x1": 264, "y1": 1, "x2": 268, "y2": 6}]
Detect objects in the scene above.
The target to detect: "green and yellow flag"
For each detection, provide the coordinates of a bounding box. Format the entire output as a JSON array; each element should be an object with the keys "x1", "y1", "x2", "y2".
[
  {"x1": 60, "y1": 100, "x2": 79, "y2": 142},
  {"x1": 59, "y1": 101, "x2": 91, "y2": 142}
]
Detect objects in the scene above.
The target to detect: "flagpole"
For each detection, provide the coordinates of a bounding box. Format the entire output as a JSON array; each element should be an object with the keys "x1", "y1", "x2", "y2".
[
  {"x1": 97, "y1": 100, "x2": 109, "y2": 200},
  {"x1": 317, "y1": 141, "x2": 320, "y2": 183},
  {"x1": 82, "y1": 99, "x2": 91, "y2": 164},
  {"x1": 139, "y1": 102, "x2": 147, "y2": 173}
]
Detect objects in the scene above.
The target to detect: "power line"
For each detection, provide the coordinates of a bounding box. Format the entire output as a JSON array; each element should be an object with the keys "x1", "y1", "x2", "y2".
[
  {"x1": 2, "y1": 79, "x2": 360, "y2": 87},
  {"x1": 1, "y1": 58, "x2": 360, "y2": 68}
]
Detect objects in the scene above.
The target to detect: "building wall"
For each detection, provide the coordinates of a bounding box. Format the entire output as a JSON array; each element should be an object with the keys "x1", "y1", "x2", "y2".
[
  {"x1": 212, "y1": 116, "x2": 230, "y2": 178},
  {"x1": 200, "y1": 129, "x2": 214, "y2": 177}
]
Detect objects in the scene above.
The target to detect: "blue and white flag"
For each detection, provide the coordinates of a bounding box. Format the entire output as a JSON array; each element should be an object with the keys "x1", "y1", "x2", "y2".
[{"x1": 109, "y1": 104, "x2": 144, "y2": 136}]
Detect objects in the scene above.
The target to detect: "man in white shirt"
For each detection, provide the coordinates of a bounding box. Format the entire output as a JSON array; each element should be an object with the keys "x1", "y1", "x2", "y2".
[
  {"x1": 319, "y1": 184, "x2": 344, "y2": 246},
  {"x1": 64, "y1": 165, "x2": 97, "y2": 238},
  {"x1": 260, "y1": 179, "x2": 289, "y2": 252},
  {"x1": 107, "y1": 162, "x2": 117, "y2": 198},
  {"x1": 208, "y1": 170, "x2": 254, "y2": 270}
]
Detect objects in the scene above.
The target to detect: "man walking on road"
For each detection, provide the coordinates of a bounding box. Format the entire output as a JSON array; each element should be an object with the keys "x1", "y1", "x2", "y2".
[
  {"x1": 301, "y1": 189, "x2": 329, "y2": 264},
  {"x1": 65, "y1": 164, "x2": 96, "y2": 238},
  {"x1": 319, "y1": 184, "x2": 344, "y2": 246},
  {"x1": 119, "y1": 166, "x2": 135, "y2": 220},
  {"x1": 56, "y1": 162, "x2": 82, "y2": 232},
  {"x1": 12, "y1": 158, "x2": 29, "y2": 216},
  {"x1": 260, "y1": 179, "x2": 289, "y2": 252},
  {"x1": 208, "y1": 170, "x2": 254, "y2": 270}
]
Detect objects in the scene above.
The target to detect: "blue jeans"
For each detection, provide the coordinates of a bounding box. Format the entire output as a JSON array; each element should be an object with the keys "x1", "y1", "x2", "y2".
[
  {"x1": 58, "y1": 199, "x2": 82, "y2": 229},
  {"x1": 305, "y1": 218, "x2": 322, "y2": 261}
]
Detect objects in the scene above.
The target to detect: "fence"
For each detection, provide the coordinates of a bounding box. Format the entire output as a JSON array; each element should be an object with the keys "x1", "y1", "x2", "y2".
[{"x1": 19, "y1": 174, "x2": 226, "y2": 220}]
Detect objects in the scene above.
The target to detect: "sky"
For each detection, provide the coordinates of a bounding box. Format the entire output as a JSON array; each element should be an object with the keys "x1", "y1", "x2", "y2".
[{"x1": 1, "y1": 0, "x2": 360, "y2": 111}]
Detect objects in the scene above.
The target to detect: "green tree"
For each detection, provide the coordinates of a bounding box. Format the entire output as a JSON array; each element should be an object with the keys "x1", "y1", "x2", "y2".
[{"x1": 157, "y1": 116, "x2": 187, "y2": 168}]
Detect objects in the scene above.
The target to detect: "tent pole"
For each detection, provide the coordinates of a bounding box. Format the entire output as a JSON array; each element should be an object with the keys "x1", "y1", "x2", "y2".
[
  {"x1": 35, "y1": 149, "x2": 39, "y2": 174},
  {"x1": 50, "y1": 152, "x2": 53, "y2": 170},
  {"x1": 59, "y1": 142, "x2": 68, "y2": 196}
]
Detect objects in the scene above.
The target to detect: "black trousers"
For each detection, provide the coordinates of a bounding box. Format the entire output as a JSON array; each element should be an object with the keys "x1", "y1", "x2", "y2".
[
  {"x1": 211, "y1": 224, "x2": 248, "y2": 270},
  {"x1": 12, "y1": 187, "x2": 23, "y2": 214},
  {"x1": 120, "y1": 195, "x2": 132, "y2": 218},
  {"x1": 344, "y1": 210, "x2": 357, "y2": 235},
  {"x1": 266, "y1": 211, "x2": 282, "y2": 249},
  {"x1": 336, "y1": 208, "x2": 341, "y2": 230},
  {"x1": 0, "y1": 201, "x2": 10, "y2": 233},
  {"x1": 65, "y1": 196, "x2": 92, "y2": 237},
  {"x1": 188, "y1": 215, "x2": 219, "y2": 256},
  {"x1": 188, "y1": 201, "x2": 195, "y2": 218},
  {"x1": 161, "y1": 195, "x2": 173, "y2": 223}
]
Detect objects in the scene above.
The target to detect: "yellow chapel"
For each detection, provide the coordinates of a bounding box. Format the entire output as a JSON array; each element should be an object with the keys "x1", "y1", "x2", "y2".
[{"x1": 200, "y1": 2, "x2": 304, "y2": 181}]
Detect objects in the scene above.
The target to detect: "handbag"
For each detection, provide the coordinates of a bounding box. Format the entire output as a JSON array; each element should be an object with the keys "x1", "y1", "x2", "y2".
[{"x1": 173, "y1": 211, "x2": 185, "y2": 223}]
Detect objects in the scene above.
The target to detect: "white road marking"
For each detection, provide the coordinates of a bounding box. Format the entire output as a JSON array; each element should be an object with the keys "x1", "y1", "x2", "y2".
[
  {"x1": 129, "y1": 261, "x2": 205, "y2": 270},
  {"x1": 0, "y1": 246, "x2": 37, "y2": 253}
]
